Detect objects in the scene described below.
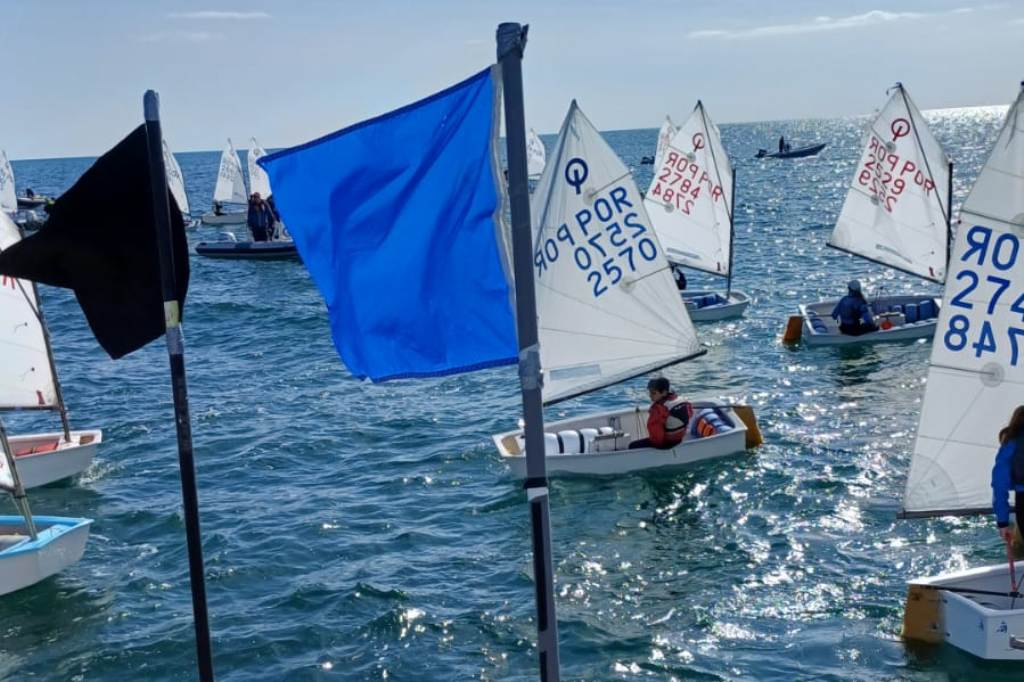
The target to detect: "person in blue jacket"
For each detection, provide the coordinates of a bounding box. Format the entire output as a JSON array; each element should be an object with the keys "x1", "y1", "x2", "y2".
[
  {"x1": 992, "y1": 406, "x2": 1024, "y2": 543},
  {"x1": 831, "y1": 280, "x2": 878, "y2": 336}
]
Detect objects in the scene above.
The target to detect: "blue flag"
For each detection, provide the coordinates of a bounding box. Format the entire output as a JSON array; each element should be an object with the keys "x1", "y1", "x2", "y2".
[{"x1": 260, "y1": 67, "x2": 517, "y2": 382}]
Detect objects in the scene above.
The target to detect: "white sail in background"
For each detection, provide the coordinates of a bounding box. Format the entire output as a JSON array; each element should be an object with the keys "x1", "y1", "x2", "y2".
[
  {"x1": 213, "y1": 139, "x2": 248, "y2": 204},
  {"x1": 527, "y1": 128, "x2": 546, "y2": 179},
  {"x1": 0, "y1": 151, "x2": 16, "y2": 214},
  {"x1": 829, "y1": 84, "x2": 951, "y2": 283},
  {"x1": 248, "y1": 138, "x2": 272, "y2": 198},
  {"x1": 653, "y1": 115, "x2": 677, "y2": 171},
  {"x1": 902, "y1": 85, "x2": 1024, "y2": 517},
  {"x1": 531, "y1": 101, "x2": 703, "y2": 404},
  {"x1": 0, "y1": 211, "x2": 58, "y2": 411},
  {"x1": 644, "y1": 102, "x2": 733, "y2": 276},
  {"x1": 162, "y1": 139, "x2": 190, "y2": 215}
]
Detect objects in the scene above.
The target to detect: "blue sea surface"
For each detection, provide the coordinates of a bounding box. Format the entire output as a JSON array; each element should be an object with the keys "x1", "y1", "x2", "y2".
[{"x1": 2, "y1": 107, "x2": 1019, "y2": 680}]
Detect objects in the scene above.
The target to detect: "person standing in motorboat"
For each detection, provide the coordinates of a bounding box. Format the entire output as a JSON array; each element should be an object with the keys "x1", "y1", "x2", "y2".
[
  {"x1": 629, "y1": 377, "x2": 693, "y2": 450},
  {"x1": 247, "y1": 192, "x2": 274, "y2": 242},
  {"x1": 778, "y1": 136, "x2": 785, "y2": 154},
  {"x1": 212, "y1": 200, "x2": 224, "y2": 216},
  {"x1": 831, "y1": 280, "x2": 878, "y2": 336},
  {"x1": 992, "y1": 406, "x2": 1024, "y2": 543}
]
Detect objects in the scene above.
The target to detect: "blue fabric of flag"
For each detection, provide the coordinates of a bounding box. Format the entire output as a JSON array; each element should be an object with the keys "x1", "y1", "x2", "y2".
[{"x1": 259, "y1": 67, "x2": 517, "y2": 382}]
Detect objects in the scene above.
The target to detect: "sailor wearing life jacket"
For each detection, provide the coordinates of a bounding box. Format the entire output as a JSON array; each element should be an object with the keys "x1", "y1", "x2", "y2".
[
  {"x1": 629, "y1": 377, "x2": 692, "y2": 450},
  {"x1": 992, "y1": 406, "x2": 1024, "y2": 542}
]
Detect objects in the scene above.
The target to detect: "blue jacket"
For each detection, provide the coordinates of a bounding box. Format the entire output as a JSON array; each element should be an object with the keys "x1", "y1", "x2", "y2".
[
  {"x1": 991, "y1": 439, "x2": 1024, "y2": 526},
  {"x1": 831, "y1": 295, "x2": 873, "y2": 326},
  {"x1": 247, "y1": 202, "x2": 273, "y2": 230}
]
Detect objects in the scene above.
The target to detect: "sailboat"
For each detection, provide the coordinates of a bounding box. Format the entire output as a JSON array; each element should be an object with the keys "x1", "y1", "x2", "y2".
[
  {"x1": 0, "y1": 151, "x2": 16, "y2": 215},
  {"x1": 492, "y1": 102, "x2": 761, "y2": 477},
  {"x1": 527, "y1": 128, "x2": 546, "y2": 179},
  {"x1": 644, "y1": 101, "x2": 749, "y2": 322},
  {"x1": 0, "y1": 416, "x2": 91, "y2": 596},
  {"x1": 1, "y1": 212, "x2": 102, "y2": 489},
  {"x1": 792, "y1": 83, "x2": 951, "y2": 345},
  {"x1": 162, "y1": 139, "x2": 195, "y2": 228},
  {"x1": 899, "y1": 83, "x2": 1024, "y2": 660},
  {"x1": 195, "y1": 137, "x2": 298, "y2": 260},
  {"x1": 200, "y1": 139, "x2": 248, "y2": 226},
  {"x1": 653, "y1": 115, "x2": 677, "y2": 170}
]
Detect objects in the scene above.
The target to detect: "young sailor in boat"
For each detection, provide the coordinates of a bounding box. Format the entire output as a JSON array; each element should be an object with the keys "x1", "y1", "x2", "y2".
[
  {"x1": 628, "y1": 377, "x2": 693, "y2": 450},
  {"x1": 673, "y1": 265, "x2": 687, "y2": 291},
  {"x1": 212, "y1": 200, "x2": 224, "y2": 216},
  {"x1": 991, "y1": 406, "x2": 1024, "y2": 543},
  {"x1": 831, "y1": 280, "x2": 878, "y2": 336},
  {"x1": 247, "y1": 192, "x2": 274, "y2": 242}
]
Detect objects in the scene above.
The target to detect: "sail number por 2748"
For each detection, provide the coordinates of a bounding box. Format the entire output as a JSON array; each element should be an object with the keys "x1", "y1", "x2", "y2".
[
  {"x1": 943, "y1": 224, "x2": 1023, "y2": 364},
  {"x1": 534, "y1": 184, "x2": 659, "y2": 298}
]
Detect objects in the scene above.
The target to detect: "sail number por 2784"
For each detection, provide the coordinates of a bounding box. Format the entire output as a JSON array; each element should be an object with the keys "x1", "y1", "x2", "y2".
[{"x1": 943, "y1": 224, "x2": 1023, "y2": 364}]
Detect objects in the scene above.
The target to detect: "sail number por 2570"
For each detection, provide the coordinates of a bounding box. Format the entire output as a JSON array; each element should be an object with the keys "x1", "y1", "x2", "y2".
[{"x1": 943, "y1": 224, "x2": 1023, "y2": 365}]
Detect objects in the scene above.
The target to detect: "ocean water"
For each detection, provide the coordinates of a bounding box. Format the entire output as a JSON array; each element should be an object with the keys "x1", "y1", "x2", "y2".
[{"x1": 2, "y1": 106, "x2": 1019, "y2": 681}]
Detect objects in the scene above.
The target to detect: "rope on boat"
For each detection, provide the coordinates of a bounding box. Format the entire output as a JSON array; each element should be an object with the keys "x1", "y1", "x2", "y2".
[{"x1": 926, "y1": 585, "x2": 1023, "y2": 599}]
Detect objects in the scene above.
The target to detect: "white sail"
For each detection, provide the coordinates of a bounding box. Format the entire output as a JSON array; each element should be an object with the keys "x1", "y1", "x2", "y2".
[
  {"x1": 0, "y1": 211, "x2": 58, "y2": 410},
  {"x1": 248, "y1": 138, "x2": 272, "y2": 199},
  {"x1": 527, "y1": 128, "x2": 546, "y2": 179},
  {"x1": 162, "y1": 139, "x2": 190, "y2": 215},
  {"x1": 531, "y1": 101, "x2": 703, "y2": 404},
  {"x1": 902, "y1": 85, "x2": 1024, "y2": 516},
  {"x1": 653, "y1": 115, "x2": 677, "y2": 171},
  {"x1": 829, "y1": 84, "x2": 951, "y2": 283},
  {"x1": 644, "y1": 102, "x2": 733, "y2": 276},
  {"x1": 213, "y1": 139, "x2": 248, "y2": 204},
  {"x1": 0, "y1": 151, "x2": 16, "y2": 214}
]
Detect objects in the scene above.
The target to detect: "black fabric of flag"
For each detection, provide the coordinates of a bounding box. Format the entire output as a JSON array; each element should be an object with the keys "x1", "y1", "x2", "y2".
[{"x1": 0, "y1": 124, "x2": 188, "y2": 359}]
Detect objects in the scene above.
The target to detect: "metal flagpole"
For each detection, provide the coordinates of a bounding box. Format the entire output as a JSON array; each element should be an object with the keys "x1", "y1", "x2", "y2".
[
  {"x1": 143, "y1": 90, "x2": 215, "y2": 682},
  {"x1": 496, "y1": 22, "x2": 561, "y2": 682}
]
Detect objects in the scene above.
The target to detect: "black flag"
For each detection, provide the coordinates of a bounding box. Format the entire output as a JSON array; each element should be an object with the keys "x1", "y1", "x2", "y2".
[{"x1": 0, "y1": 125, "x2": 188, "y2": 358}]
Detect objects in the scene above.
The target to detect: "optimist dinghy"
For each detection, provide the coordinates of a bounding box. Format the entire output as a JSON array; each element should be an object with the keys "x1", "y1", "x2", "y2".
[
  {"x1": 645, "y1": 101, "x2": 749, "y2": 321},
  {"x1": 200, "y1": 139, "x2": 248, "y2": 225},
  {"x1": 492, "y1": 101, "x2": 760, "y2": 478},
  {"x1": 0, "y1": 419, "x2": 91, "y2": 596},
  {"x1": 1, "y1": 212, "x2": 101, "y2": 488},
  {"x1": 787, "y1": 83, "x2": 952, "y2": 346},
  {"x1": 899, "y1": 83, "x2": 1024, "y2": 661}
]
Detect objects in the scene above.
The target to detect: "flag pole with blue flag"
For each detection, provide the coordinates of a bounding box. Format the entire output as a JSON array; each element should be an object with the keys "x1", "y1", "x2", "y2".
[{"x1": 259, "y1": 21, "x2": 560, "y2": 681}]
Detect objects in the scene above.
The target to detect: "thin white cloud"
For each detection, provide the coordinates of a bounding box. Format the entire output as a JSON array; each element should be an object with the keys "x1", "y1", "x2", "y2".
[
  {"x1": 688, "y1": 8, "x2": 974, "y2": 40},
  {"x1": 169, "y1": 11, "x2": 271, "y2": 20},
  {"x1": 139, "y1": 31, "x2": 224, "y2": 43}
]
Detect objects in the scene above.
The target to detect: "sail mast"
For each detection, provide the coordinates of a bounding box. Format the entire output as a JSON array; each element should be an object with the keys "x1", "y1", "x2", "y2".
[
  {"x1": 0, "y1": 416, "x2": 37, "y2": 539},
  {"x1": 946, "y1": 160, "x2": 954, "y2": 267},
  {"x1": 727, "y1": 167, "x2": 737, "y2": 298}
]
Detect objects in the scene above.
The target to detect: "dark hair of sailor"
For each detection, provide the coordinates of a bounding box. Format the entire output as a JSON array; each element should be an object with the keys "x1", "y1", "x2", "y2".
[
  {"x1": 647, "y1": 377, "x2": 670, "y2": 394},
  {"x1": 999, "y1": 405, "x2": 1024, "y2": 445}
]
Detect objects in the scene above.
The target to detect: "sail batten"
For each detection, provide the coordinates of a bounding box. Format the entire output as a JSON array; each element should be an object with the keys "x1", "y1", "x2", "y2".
[
  {"x1": 531, "y1": 101, "x2": 702, "y2": 405},
  {"x1": 213, "y1": 139, "x2": 248, "y2": 204},
  {"x1": 829, "y1": 85, "x2": 951, "y2": 282},
  {"x1": 902, "y1": 85, "x2": 1024, "y2": 517},
  {"x1": 0, "y1": 212, "x2": 58, "y2": 411},
  {"x1": 645, "y1": 102, "x2": 734, "y2": 277}
]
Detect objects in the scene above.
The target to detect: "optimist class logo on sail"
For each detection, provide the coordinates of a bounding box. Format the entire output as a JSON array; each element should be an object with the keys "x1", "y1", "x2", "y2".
[
  {"x1": 942, "y1": 224, "x2": 1024, "y2": 367},
  {"x1": 535, "y1": 157, "x2": 660, "y2": 299}
]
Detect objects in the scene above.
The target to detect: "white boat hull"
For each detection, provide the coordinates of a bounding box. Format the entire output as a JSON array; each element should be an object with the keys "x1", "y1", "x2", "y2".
[
  {"x1": 799, "y1": 295, "x2": 940, "y2": 346},
  {"x1": 200, "y1": 211, "x2": 247, "y2": 226},
  {"x1": 907, "y1": 561, "x2": 1024, "y2": 660},
  {"x1": 493, "y1": 403, "x2": 749, "y2": 477},
  {"x1": 683, "y1": 290, "x2": 750, "y2": 322},
  {"x1": 10, "y1": 430, "x2": 101, "y2": 489},
  {"x1": 0, "y1": 516, "x2": 92, "y2": 596}
]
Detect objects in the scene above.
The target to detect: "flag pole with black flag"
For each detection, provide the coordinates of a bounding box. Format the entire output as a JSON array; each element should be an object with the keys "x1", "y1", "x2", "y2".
[
  {"x1": 143, "y1": 90, "x2": 215, "y2": 682},
  {"x1": 0, "y1": 97, "x2": 211, "y2": 680}
]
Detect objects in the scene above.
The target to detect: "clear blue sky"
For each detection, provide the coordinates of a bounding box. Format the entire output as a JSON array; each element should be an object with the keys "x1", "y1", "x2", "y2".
[{"x1": 2, "y1": 0, "x2": 1022, "y2": 159}]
